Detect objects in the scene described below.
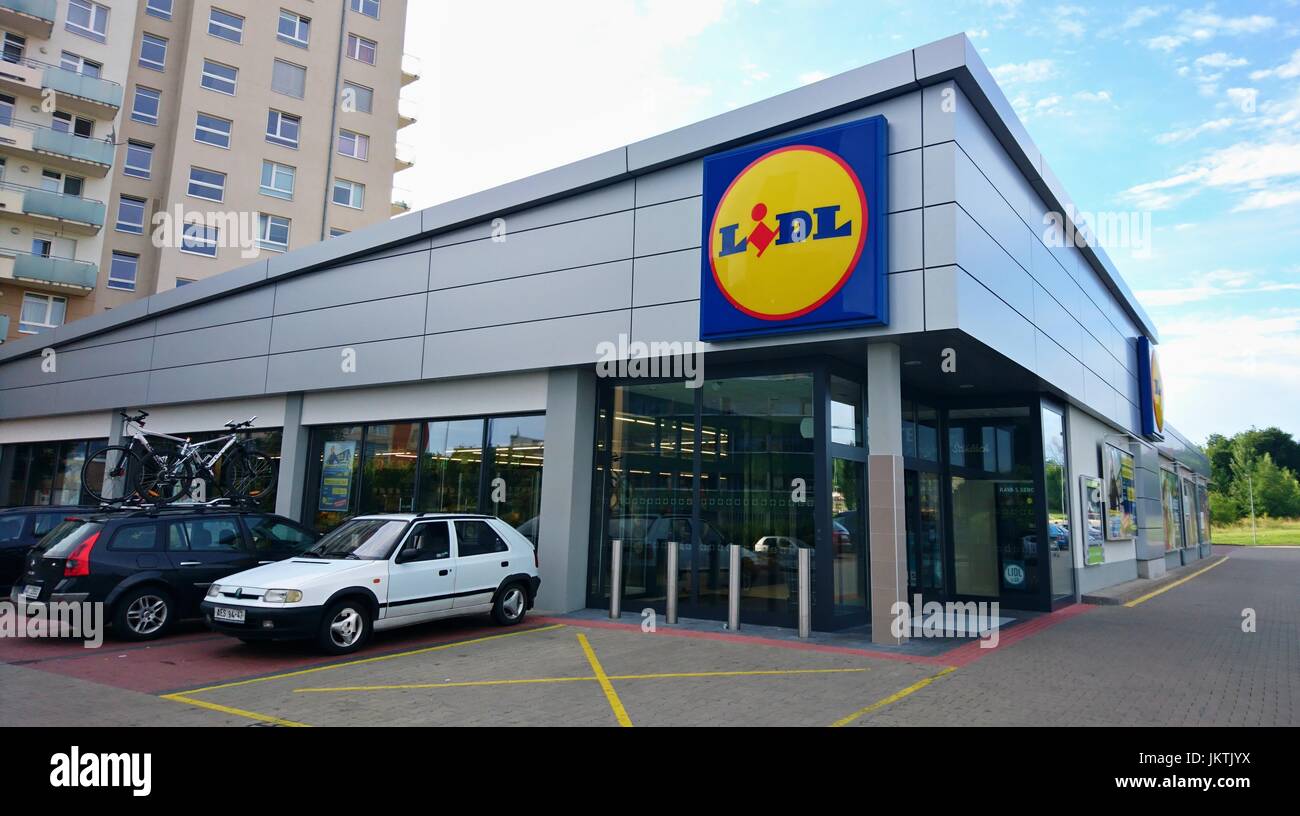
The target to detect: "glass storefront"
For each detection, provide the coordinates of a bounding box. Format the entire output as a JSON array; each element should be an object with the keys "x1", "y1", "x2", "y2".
[
  {"x1": 0, "y1": 438, "x2": 109, "y2": 507},
  {"x1": 303, "y1": 415, "x2": 545, "y2": 541},
  {"x1": 1042, "y1": 403, "x2": 1074, "y2": 601},
  {"x1": 1161, "y1": 468, "x2": 1184, "y2": 552}
]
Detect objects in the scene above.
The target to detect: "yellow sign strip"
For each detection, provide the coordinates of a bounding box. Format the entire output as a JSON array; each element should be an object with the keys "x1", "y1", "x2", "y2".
[
  {"x1": 1124, "y1": 556, "x2": 1228, "y2": 608},
  {"x1": 578, "y1": 633, "x2": 633, "y2": 728},
  {"x1": 829, "y1": 666, "x2": 957, "y2": 728}
]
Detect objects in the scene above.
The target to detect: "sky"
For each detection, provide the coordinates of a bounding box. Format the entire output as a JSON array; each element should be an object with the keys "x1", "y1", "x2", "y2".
[{"x1": 398, "y1": 0, "x2": 1300, "y2": 444}]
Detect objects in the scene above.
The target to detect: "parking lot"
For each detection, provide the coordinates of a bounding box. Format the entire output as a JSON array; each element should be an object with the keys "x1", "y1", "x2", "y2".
[{"x1": 1, "y1": 544, "x2": 1296, "y2": 727}]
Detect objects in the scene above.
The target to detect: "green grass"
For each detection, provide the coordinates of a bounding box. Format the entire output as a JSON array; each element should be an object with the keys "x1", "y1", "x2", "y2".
[{"x1": 1212, "y1": 518, "x2": 1300, "y2": 546}]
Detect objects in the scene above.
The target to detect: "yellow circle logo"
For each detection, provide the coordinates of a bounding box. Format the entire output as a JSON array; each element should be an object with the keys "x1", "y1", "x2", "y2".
[
  {"x1": 1150, "y1": 347, "x2": 1164, "y2": 433},
  {"x1": 709, "y1": 145, "x2": 868, "y2": 320}
]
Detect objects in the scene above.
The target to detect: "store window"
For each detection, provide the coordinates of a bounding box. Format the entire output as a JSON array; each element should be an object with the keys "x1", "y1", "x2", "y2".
[
  {"x1": 1042, "y1": 403, "x2": 1072, "y2": 601},
  {"x1": 486, "y1": 415, "x2": 546, "y2": 543},
  {"x1": 360, "y1": 423, "x2": 420, "y2": 514},
  {"x1": 418, "y1": 419, "x2": 483, "y2": 514},
  {"x1": 0, "y1": 438, "x2": 108, "y2": 507}
]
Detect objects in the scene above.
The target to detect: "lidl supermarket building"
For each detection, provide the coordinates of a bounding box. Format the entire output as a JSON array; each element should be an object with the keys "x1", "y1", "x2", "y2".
[{"x1": 0, "y1": 35, "x2": 1211, "y2": 643}]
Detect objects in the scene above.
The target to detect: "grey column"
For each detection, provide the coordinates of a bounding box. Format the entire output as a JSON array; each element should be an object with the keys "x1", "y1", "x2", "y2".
[
  {"x1": 1133, "y1": 439, "x2": 1167, "y2": 579},
  {"x1": 535, "y1": 367, "x2": 597, "y2": 613},
  {"x1": 274, "y1": 393, "x2": 309, "y2": 522},
  {"x1": 866, "y1": 342, "x2": 907, "y2": 646}
]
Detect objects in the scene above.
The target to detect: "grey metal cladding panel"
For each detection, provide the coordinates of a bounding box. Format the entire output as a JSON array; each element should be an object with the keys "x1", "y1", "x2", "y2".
[
  {"x1": 1031, "y1": 282, "x2": 1082, "y2": 360},
  {"x1": 950, "y1": 205, "x2": 1033, "y2": 319},
  {"x1": 950, "y1": 144, "x2": 1032, "y2": 272},
  {"x1": 627, "y1": 51, "x2": 917, "y2": 170},
  {"x1": 890, "y1": 209, "x2": 923, "y2": 273},
  {"x1": 1034, "y1": 329, "x2": 1084, "y2": 397},
  {"x1": 419, "y1": 148, "x2": 629, "y2": 235},
  {"x1": 631, "y1": 301, "x2": 698, "y2": 348},
  {"x1": 634, "y1": 197, "x2": 702, "y2": 258},
  {"x1": 890, "y1": 149, "x2": 922, "y2": 213},
  {"x1": 921, "y1": 82, "x2": 959, "y2": 147},
  {"x1": 426, "y1": 261, "x2": 632, "y2": 334},
  {"x1": 429, "y1": 182, "x2": 635, "y2": 249},
  {"x1": 274, "y1": 250, "x2": 430, "y2": 315},
  {"x1": 146, "y1": 357, "x2": 269, "y2": 404},
  {"x1": 429, "y1": 210, "x2": 633, "y2": 290},
  {"x1": 1082, "y1": 366, "x2": 1118, "y2": 427},
  {"x1": 271, "y1": 295, "x2": 425, "y2": 355},
  {"x1": 0, "y1": 383, "x2": 60, "y2": 418},
  {"x1": 54, "y1": 372, "x2": 150, "y2": 414},
  {"x1": 422, "y1": 311, "x2": 631, "y2": 380},
  {"x1": 1079, "y1": 332, "x2": 1116, "y2": 383},
  {"x1": 55, "y1": 338, "x2": 156, "y2": 383},
  {"x1": 1029, "y1": 237, "x2": 1082, "y2": 316},
  {"x1": 633, "y1": 249, "x2": 698, "y2": 308},
  {"x1": 146, "y1": 259, "x2": 269, "y2": 315},
  {"x1": 151, "y1": 319, "x2": 272, "y2": 368},
  {"x1": 635, "y1": 160, "x2": 701, "y2": 208},
  {"x1": 153, "y1": 287, "x2": 276, "y2": 336},
  {"x1": 60, "y1": 319, "x2": 157, "y2": 352},
  {"x1": 755, "y1": 93, "x2": 922, "y2": 156},
  {"x1": 0, "y1": 355, "x2": 56, "y2": 390},
  {"x1": 923, "y1": 266, "x2": 960, "y2": 330},
  {"x1": 953, "y1": 268, "x2": 1035, "y2": 372},
  {"x1": 266, "y1": 337, "x2": 424, "y2": 393},
  {"x1": 922, "y1": 142, "x2": 956, "y2": 206},
  {"x1": 950, "y1": 107, "x2": 1044, "y2": 232},
  {"x1": 267, "y1": 211, "x2": 425, "y2": 279},
  {"x1": 48, "y1": 297, "x2": 151, "y2": 350}
]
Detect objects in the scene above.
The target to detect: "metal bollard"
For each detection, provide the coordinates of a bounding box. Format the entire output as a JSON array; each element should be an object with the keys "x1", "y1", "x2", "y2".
[
  {"x1": 665, "y1": 540, "x2": 678, "y2": 624},
  {"x1": 609, "y1": 538, "x2": 623, "y2": 620},
  {"x1": 797, "y1": 546, "x2": 812, "y2": 639},
  {"x1": 727, "y1": 543, "x2": 741, "y2": 631}
]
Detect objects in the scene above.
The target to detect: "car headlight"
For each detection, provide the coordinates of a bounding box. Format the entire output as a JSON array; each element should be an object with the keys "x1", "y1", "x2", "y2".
[
  {"x1": 263, "y1": 589, "x2": 303, "y2": 604},
  {"x1": 207, "y1": 584, "x2": 222, "y2": 598}
]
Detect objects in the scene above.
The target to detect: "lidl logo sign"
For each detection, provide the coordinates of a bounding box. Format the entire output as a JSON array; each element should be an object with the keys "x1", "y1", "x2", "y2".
[
  {"x1": 1137, "y1": 336, "x2": 1165, "y2": 439},
  {"x1": 700, "y1": 117, "x2": 888, "y2": 340}
]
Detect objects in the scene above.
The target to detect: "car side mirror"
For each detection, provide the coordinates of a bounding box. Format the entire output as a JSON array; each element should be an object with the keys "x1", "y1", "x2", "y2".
[{"x1": 395, "y1": 546, "x2": 417, "y2": 564}]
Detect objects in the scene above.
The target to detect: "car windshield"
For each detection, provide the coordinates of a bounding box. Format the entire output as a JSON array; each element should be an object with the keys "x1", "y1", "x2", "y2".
[
  {"x1": 302, "y1": 519, "x2": 407, "y2": 560},
  {"x1": 36, "y1": 521, "x2": 103, "y2": 558},
  {"x1": 0, "y1": 516, "x2": 22, "y2": 542}
]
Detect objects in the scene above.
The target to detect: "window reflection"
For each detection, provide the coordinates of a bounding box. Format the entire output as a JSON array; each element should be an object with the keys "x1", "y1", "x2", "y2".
[{"x1": 418, "y1": 420, "x2": 482, "y2": 514}]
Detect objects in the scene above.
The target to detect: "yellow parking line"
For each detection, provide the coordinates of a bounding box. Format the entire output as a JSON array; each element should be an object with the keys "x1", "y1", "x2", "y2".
[
  {"x1": 609, "y1": 667, "x2": 867, "y2": 681},
  {"x1": 160, "y1": 693, "x2": 309, "y2": 727},
  {"x1": 578, "y1": 633, "x2": 633, "y2": 728},
  {"x1": 829, "y1": 666, "x2": 957, "y2": 727},
  {"x1": 1124, "y1": 556, "x2": 1228, "y2": 608}
]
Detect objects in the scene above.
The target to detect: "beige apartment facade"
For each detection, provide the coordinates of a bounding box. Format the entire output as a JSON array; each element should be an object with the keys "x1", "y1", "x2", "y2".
[{"x1": 0, "y1": 0, "x2": 413, "y2": 341}]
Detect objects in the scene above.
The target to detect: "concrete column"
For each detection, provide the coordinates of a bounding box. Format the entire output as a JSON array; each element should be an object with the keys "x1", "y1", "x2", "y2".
[
  {"x1": 1133, "y1": 440, "x2": 1166, "y2": 579},
  {"x1": 535, "y1": 368, "x2": 597, "y2": 613},
  {"x1": 274, "y1": 394, "x2": 309, "y2": 522},
  {"x1": 866, "y1": 343, "x2": 907, "y2": 645}
]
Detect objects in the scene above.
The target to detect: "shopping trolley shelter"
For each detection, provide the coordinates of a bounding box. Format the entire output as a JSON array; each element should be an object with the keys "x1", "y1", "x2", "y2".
[{"x1": 0, "y1": 34, "x2": 1227, "y2": 726}]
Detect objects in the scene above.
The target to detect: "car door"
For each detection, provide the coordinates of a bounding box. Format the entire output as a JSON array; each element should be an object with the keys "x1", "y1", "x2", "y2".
[
  {"x1": 450, "y1": 519, "x2": 514, "y2": 608},
  {"x1": 386, "y1": 521, "x2": 455, "y2": 619},
  {"x1": 241, "y1": 515, "x2": 319, "y2": 566},
  {"x1": 165, "y1": 516, "x2": 251, "y2": 609}
]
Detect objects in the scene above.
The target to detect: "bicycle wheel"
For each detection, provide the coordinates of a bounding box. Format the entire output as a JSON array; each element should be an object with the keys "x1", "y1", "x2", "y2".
[
  {"x1": 220, "y1": 449, "x2": 276, "y2": 503},
  {"x1": 81, "y1": 445, "x2": 141, "y2": 504}
]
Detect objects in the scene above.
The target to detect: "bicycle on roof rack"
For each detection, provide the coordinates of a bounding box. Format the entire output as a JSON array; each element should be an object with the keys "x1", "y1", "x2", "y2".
[{"x1": 80, "y1": 410, "x2": 276, "y2": 507}]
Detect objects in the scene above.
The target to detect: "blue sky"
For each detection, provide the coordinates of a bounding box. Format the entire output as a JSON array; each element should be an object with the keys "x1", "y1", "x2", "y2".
[{"x1": 404, "y1": 1, "x2": 1300, "y2": 443}]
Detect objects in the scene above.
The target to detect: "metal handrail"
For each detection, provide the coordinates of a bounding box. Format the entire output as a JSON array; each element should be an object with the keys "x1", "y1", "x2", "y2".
[
  {"x1": 0, "y1": 244, "x2": 96, "y2": 266},
  {"x1": 0, "y1": 53, "x2": 123, "y2": 89},
  {"x1": 0, "y1": 114, "x2": 115, "y2": 143},
  {"x1": 0, "y1": 176, "x2": 104, "y2": 204}
]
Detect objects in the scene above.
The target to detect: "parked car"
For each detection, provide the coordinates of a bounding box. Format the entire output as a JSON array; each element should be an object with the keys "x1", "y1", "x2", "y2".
[
  {"x1": 0, "y1": 506, "x2": 98, "y2": 592},
  {"x1": 201, "y1": 513, "x2": 541, "y2": 655},
  {"x1": 9, "y1": 506, "x2": 319, "y2": 641}
]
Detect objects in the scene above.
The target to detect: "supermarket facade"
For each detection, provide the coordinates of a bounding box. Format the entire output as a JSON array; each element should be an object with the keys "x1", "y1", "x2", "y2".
[{"x1": 0, "y1": 35, "x2": 1211, "y2": 643}]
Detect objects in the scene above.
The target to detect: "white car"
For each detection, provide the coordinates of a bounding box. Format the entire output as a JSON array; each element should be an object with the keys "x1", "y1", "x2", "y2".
[{"x1": 200, "y1": 514, "x2": 541, "y2": 654}]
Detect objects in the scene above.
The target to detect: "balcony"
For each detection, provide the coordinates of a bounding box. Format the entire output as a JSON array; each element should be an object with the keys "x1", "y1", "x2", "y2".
[
  {"x1": 397, "y1": 96, "x2": 418, "y2": 130},
  {"x1": 394, "y1": 140, "x2": 415, "y2": 172},
  {"x1": 0, "y1": 250, "x2": 97, "y2": 294},
  {"x1": 391, "y1": 186, "x2": 412, "y2": 217},
  {"x1": 0, "y1": 180, "x2": 105, "y2": 235},
  {"x1": 401, "y1": 53, "x2": 421, "y2": 87},
  {"x1": 0, "y1": 1, "x2": 56, "y2": 38},
  {"x1": 0, "y1": 116, "x2": 115, "y2": 176},
  {"x1": 0, "y1": 55, "x2": 123, "y2": 117}
]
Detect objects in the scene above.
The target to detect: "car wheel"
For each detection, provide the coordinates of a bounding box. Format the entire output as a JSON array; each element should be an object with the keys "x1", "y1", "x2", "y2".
[
  {"x1": 492, "y1": 583, "x2": 528, "y2": 626},
  {"x1": 113, "y1": 586, "x2": 174, "y2": 641},
  {"x1": 316, "y1": 599, "x2": 370, "y2": 655}
]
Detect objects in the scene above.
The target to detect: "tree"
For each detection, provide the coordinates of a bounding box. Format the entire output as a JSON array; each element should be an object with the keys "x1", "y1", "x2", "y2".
[
  {"x1": 1236, "y1": 427, "x2": 1300, "y2": 475},
  {"x1": 1248, "y1": 454, "x2": 1300, "y2": 518}
]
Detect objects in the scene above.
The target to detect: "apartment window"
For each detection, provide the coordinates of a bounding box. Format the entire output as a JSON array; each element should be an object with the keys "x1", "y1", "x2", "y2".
[
  {"x1": 266, "y1": 110, "x2": 300, "y2": 148},
  {"x1": 201, "y1": 60, "x2": 238, "y2": 95},
  {"x1": 180, "y1": 223, "x2": 219, "y2": 257},
  {"x1": 0, "y1": 93, "x2": 12, "y2": 126},
  {"x1": 278, "y1": 10, "x2": 310, "y2": 47},
  {"x1": 108, "y1": 252, "x2": 138, "y2": 291},
  {"x1": 123, "y1": 141, "x2": 153, "y2": 178},
  {"x1": 258, "y1": 214, "x2": 290, "y2": 252},
  {"x1": 346, "y1": 34, "x2": 377, "y2": 65},
  {"x1": 66, "y1": 0, "x2": 109, "y2": 43},
  {"x1": 194, "y1": 112, "x2": 232, "y2": 148},
  {"x1": 259, "y1": 161, "x2": 296, "y2": 200},
  {"x1": 341, "y1": 81, "x2": 373, "y2": 114},
  {"x1": 2, "y1": 32, "x2": 26, "y2": 64},
  {"x1": 187, "y1": 167, "x2": 226, "y2": 202},
  {"x1": 337, "y1": 129, "x2": 369, "y2": 160},
  {"x1": 60, "y1": 52, "x2": 101, "y2": 78},
  {"x1": 208, "y1": 8, "x2": 244, "y2": 43},
  {"x1": 350, "y1": 0, "x2": 381, "y2": 19},
  {"x1": 139, "y1": 33, "x2": 167, "y2": 71},
  {"x1": 52, "y1": 111, "x2": 94, "y2": 138},
  {"x1": 131, "y1": 86, "x2": 161, "y2": 125},
  {"x1": 19, "y1": 293, "x2": 67, "y2": 334},
  {"x1": 31, "y1": 236, "x2": 53, "y2": 257},
  {"x1": 145, "y1": 0, "x2": 173, "y2": 21},
  {"x1": 115, "y1": 196, "x2": 147, "y2": 234},
  {"x1": 271, "y1": 59, "x2": 306, "y2": 99},
  {"x1": 329, "y1": 228, "x2": 349, "y2": 238},
  {"x1": 332, "y1": 179, "x2": 365, "y2": 209}
]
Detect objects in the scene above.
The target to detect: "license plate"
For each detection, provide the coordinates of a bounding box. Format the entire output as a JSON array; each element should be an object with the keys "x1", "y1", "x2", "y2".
[
  {"x1": 23, "y1": 585, "x2": 40, "y2": 599},
  {"x1": 213, "y1": 607, "x2": 245, "y2": 623}
]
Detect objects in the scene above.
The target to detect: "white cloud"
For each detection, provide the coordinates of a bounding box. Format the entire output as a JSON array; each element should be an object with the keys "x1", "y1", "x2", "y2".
[
  {"x1": 1143, "y1": 9, "x2": 1276, "y2": 52},
  {"x1": 1146, "y1": 34, "x2": 1185, "y2": 51},
  {"x1": 1155, "y1": 117, "x2": 1233, "y2": 144},
  {"x1": 966, "y1": 28, "x2": 989, "y2": 39},
  {"x1": 1232, "y1": 188, "x2": 1300, "y2": 212},
  {"x1": 1194, "y1": 52, "x2": 1247, "y2": 69},
  {"x1": 1122, "y1": 6, "x2": 1164, "y2": 29},
  {"x1": 1249, "y1": 49, "x2": 1300, "y2": 81},
  {"x1": 1137, "y1": 271, "x2": 1300, "y2": 306},
  {"x1": 991, "y1": 58, "x2": 1056, "y2": 84},
  {"x1": 1123, "y1": 141, "x2": 1300, "y2": 209},
  {"x1": 1074, "y1": 90, "x2": 1112, "y2": 103}
]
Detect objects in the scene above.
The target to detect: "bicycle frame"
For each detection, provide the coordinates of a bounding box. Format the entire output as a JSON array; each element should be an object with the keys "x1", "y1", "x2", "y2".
[{"x1": 123, "y1": 419, "x2": 248, "y2": 482}]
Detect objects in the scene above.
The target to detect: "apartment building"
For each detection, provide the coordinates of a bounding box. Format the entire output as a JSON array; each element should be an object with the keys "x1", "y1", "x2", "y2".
[{"x1": 0, "y1": 0, "x2": 414, "y2": 342}]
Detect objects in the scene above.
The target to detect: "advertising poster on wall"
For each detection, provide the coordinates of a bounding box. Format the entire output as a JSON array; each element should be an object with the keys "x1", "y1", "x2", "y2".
[
  {"x1": 318, "y1": 440, "x2": 357, "y2": 512},
  {"x1": 1103, "y1": 444, "x2": 1136, "y2": 540},
  {"x1": 1081, "y1": 475, "x2": 1106, "y2": 566},
  {"x1": 1162, "y1": 468, "x2": 1185, "y2": 552}
]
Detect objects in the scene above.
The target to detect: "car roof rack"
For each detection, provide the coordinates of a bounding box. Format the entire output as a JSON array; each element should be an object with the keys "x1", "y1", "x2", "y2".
[{"x1": 92, "y1": 497, "x2": 265, "y2": 518}]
